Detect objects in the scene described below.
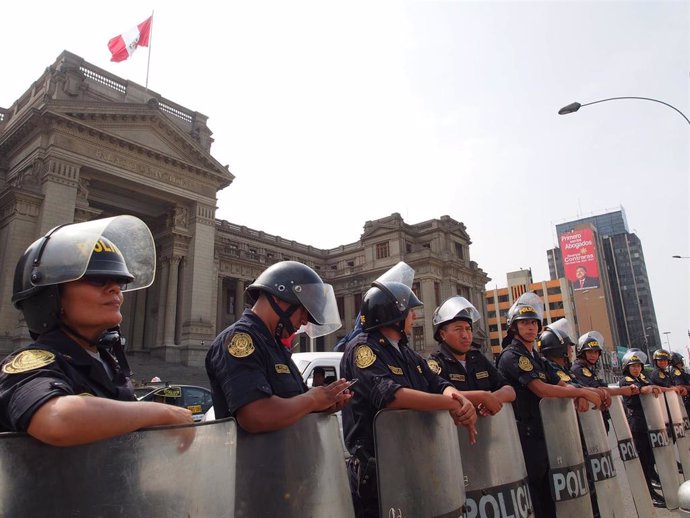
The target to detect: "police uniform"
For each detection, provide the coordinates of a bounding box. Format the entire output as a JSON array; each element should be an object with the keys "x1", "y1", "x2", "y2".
[
  {"x1": 205, "y1": 309, "x2": 307, "y2": 419},
  {"x1": 0, "y1": 329, "x2": 135, "y2": 432},
  {"x1": 650, "y1": 366, "x2": 673, "y2": 388},
  {"x1": 572, "y1": 358, "x2": 611, "y2": 430},
  {"x1": 497, "y1": 338, "x2": 561, "y2": 518},
  {"x1": 670, "y1": 366, "x2": 690, "y2": 415},
  {"x1": 341, "y1": 330, "x2": 452, "y2": 518},
  {"x1": 619, "y1": 372, "x2": 660, "y2": 491},
  {"x1": 427, "y1": 342, "x2": 508, "y2": 392}
]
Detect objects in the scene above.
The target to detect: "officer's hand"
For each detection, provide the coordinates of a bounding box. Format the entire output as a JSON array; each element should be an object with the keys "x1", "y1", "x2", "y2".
[
  {"x1": 675, "y1": 386, "x2": 687, "y2": 396},
  {"x1": 596, "y1": 388, "x2": 611, "y2": 410},
  {"x1": 477, "y1": 392, "x2": 503, "y2": 416},
  {"x1": 651, "y1": 386, "x2": 662, "y2": 397},
  {"x1": 449, "y1": 392, "x2": 478, "y2": 426},
  {"x1": 308, "y1": 379, "x2": 352, "y2": 413},
  {"x1": 153, "y1": 405, "x2": 196, "y2": 452},
  {"x1": 625, "y1": 385, "x2": 640, "y2": 396},
  {"x1": 581, "y1": 389, "x2": 602, "y2": 410},
  {"x1": 574, "y1": 397, "x2": 590, "y2": 413}
]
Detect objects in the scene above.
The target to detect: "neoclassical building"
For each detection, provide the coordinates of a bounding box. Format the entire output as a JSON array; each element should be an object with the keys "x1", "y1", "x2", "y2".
[{"x1": 0, "y1": 51, "x2": 489, "y2": 366}]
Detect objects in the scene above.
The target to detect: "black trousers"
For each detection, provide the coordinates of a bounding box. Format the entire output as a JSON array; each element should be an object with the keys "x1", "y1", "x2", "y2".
[
  {"x1": 518, "y1": 432, "x2": 557, "y2": 518},
  {"x1": 347, "y1": 455, "x2": 379, "y2": 518}
]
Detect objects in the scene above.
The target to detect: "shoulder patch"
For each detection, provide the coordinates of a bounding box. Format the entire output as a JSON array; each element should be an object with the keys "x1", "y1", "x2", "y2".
[
  {"x1": 625, "y1": 376, "x2": 634, "y2": 382},
  {"x1": 557, "y1": 370, "x2": 572, "y2": 382},
  {"x1": 227, "y1": 333, "x2": 255, "y2": 358},
  {"x1": 582, "y1": 368, "x2": 592, "y2": 377},
  {"x1": 675, "y1": 368, "x2": 682, "y2": 376},
  {"x1": 2, "y1": 350, "x2": 56, "y2": 374},
  {"x1": 427, "y1": 359, "x2": 442, "y2": 374},
  {"x1": 355, "y1": 345, "x2": 376, "y2": 369},
  {"x1": 659, "y1": 372, "x2": 666, "y2": 379},
  {"x1": 518, "y1": 356, "x2": 533, "y2": 372}
]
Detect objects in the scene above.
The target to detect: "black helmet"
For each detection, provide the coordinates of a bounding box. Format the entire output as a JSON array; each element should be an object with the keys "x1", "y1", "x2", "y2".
[
  {"x1": 671, "y1": 352, "x2": 685, "y2": 367},
  {"x1": 621, "y1": 349, "x2": 646, "y2": 374},
  {"x1": 246, "y1": 261, "x2": 341, "y2": 338},
  {"x1": 576, "y1": 331, "x2": 604, "y2": 358},
  {"x1": 360, "y1": 280, "x2": 422, "y2": 332},
  {"x1": 652, "y1": 349, "x2": 672, "y2": 364},
  {"x1": 12, "y1": 216, "x2": 153, "y2": 338},
  {"x1": 432, "y1": 296, "x2": 481, "y2": 342},
  {"x1": 538, "y1": 319, "x2": 574, "y2": 358}
]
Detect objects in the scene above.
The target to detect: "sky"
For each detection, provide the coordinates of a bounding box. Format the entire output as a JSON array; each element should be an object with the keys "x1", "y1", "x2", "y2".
[{"x1": 3, "y1": 1, "x2": 689, "y2": 356}]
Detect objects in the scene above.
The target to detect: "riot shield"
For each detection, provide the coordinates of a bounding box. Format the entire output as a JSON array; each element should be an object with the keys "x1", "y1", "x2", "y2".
[
  {"x1": 458, "y1": 404, "x2": 533, "y2": 518},
  {"x1": 375, "y1": 409, "x2": 464, "y2": 518},
  {"x1": 665, "y1": 392, "x2": 690, "y2": 481},
  {"x1": 641, "y1": 392, "x2": 681, "y2": 509},
  {"x1": 235, "y1": 413, "x2": 353, "y2": 518},
  {"x1": 607, "y1": 395, "x2": 655, "y2": 518},
  {"x1": 539, "y1": 398, "x2": 593, "y2": 518},
  {"x1": 0, "y1": 419, "x2": 236, "y2": 518},
  {"x1": 577, "y1": 408, "x2": 625, "y2": 518}
]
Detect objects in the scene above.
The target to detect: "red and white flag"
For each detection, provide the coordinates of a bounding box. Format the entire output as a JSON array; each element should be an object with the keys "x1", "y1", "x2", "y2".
[{"x1": 108, "y1": 16, "x2": 153, "y2": 62}]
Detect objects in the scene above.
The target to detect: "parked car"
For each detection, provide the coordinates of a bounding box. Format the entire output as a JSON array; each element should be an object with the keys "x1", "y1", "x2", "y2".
[{"x1": 137, "y1": 384, "x2": 213, "y2": 422}]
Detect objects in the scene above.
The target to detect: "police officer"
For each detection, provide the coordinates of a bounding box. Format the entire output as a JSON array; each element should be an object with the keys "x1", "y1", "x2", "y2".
[
  {"x1": 619, "y1": 350, "x2": 666, "y2": 507},
  {"x1": 670, "y1": 352, "x2": 690, "y2": 412},
  {"x1": 649, "y1": 349, "x2": 686, "y2": 396},
  {"x1": 497, "y1": 294, "x2": 602, "y2": 518},
  {"x1": 427, "y1": 295, "x2": 515, "y2": 415},
  {"x1": 0, "y1": 216, "x2": 194, "y2": 446},
  {"x1": 205, "y1": 260, "x2": 351, "y2": 433},
  {"x1": 341, "y1": 274, "x2": 477, "y2": 518}
]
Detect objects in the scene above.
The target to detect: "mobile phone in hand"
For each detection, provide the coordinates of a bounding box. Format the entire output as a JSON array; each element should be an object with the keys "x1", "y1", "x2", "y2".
[{"x1": 336, "y1": 378, "x2": 358, "y2": 395}]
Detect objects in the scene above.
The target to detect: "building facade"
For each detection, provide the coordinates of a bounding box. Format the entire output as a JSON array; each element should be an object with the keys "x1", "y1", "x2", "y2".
[
  {"x1": 0, "y1": 51, "x2": 490, "y2": 365},
  {"x1": 549, "y1": 209, "x2": 661, "y2": 355}
]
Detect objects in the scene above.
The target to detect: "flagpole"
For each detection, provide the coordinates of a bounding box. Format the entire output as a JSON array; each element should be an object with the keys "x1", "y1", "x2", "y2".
[{"x1": 145, "y1": 11, "x2": 154, "y2": 91}]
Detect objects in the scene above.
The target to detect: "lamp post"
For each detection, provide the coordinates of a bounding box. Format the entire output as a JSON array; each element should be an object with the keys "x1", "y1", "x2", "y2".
[
  {"x1": 672, "y1": 255, "x2": 690, "y2": 259},
  {"x1": 558, "y1": 97, "x2": 690, "y2": 126},
  {"x1": 663, "y1": 331, "x2": 672, "y2": 351}
]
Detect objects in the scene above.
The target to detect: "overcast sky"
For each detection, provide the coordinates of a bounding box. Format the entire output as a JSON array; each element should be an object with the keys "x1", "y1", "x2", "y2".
[{"x1": 3, "y1": 1, "x2": 689, "y2": 356}]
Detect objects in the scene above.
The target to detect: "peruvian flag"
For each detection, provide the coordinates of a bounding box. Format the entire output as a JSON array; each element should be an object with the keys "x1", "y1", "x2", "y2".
[{"x1": 108, "y1": 16, "x2": 153, "y2": 62}]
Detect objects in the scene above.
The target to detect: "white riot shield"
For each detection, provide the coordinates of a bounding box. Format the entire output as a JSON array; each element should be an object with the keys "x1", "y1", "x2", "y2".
[
  {"x1": 607, "y1": 395, "x2": 655, "y2": 518},
  {"x1": 666, "y1": 392, "x2": 690, "y2": 481},
  {"x1": 680, "y1": 400, "x2": 690, "y2": 443},
  {"x1": 458, "y1": 405, "x2": 533, "y2": 518},
  {"x1": 641, "y1": 392, "x2": 681, "y2": 509},
  {"x1": 375, "y1": 410, "x2": 464, "y2": 518},
  {"x1": 577, "y1": 409, "x2": 625, "y2": 518},
  {"x1": 539, "y1": 398, "x2": 594, "y2": 518},
  {"x1": 0, "y1": 419, "x2": 236, "y2": 518},
  {"x1": 235, "y1": 413, "x2": 353, "y2": 518}
]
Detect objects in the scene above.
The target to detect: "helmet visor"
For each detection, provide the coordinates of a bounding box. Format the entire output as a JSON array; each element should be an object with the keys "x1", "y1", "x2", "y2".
[
  {"x1": 578, "y1": 331, "x2": 604, "y2": 350},
  {"x1": 30, "y1": 215, "x2": 155, "y2": 291},
  {"x1": 433, "y1": 296, "x2": 481, "y2": 327},
  {"x1": 375, "y1": 261, "x2": 415, "y2": 289},
  {"x1": 294, "y1": 283, "x2": 342, "y2": 338},
  {"x1": 514, "y1": 292, "x2": 544, "y2": 322},
  {"x1": 546, "y1": 318, "x2": 574, "y2": 344}
]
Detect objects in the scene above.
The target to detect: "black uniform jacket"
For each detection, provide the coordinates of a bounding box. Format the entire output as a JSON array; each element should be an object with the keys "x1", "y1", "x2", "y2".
[
  {"x1": 619, "y1": 372, "x2": 651, "y2": 433},
  {"x1": 650, "y1": 367, "x2": 674, "y2": 388},
  {"x1": 206, "y1": 309, "x2": 307, "y2": 419},
  {"x1": 340, "y1": 330, "x2": 451, "y2": 457},
  {"x1": 427, "y1": 342, "x2": 508, "y2": 392},
  {"x1": 571, "y1": 358, "x2": 607, "y2": 389},
  {"x1": 544, "y1": 358, "x2": 580, "y2": 386},
  {"x1": 497, "y1": 338, "x2": 560, "y2": 438},
  {"x1": 0, "y1": 329, "x2": 135, "y2": 433}
]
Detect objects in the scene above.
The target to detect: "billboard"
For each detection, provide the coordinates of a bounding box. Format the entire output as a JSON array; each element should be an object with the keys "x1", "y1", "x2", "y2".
[{"x1": 560, "y1": 229, "x2": 600, "y2": 291}]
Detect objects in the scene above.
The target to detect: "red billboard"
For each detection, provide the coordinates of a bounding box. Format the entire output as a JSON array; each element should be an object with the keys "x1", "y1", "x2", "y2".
[{"x1": 560, "y1": 229, "x2": 600, "y2": 291}]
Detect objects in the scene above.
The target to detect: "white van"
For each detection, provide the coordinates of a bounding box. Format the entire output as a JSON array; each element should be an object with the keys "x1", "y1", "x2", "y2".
[{"x1": 291, "y1": 352, "x2": 343, "y2": 387}]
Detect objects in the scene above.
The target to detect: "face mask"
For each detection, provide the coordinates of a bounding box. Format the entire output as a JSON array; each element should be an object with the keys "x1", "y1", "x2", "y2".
[{"x1": 280, "y1": 332, "x2": 298, "y2": 349}]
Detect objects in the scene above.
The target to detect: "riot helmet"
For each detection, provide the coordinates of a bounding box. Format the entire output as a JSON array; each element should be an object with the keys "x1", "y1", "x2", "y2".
[
  {"x1": 652, "y1": 349, "x2": 672, "y2": 367},
  {"x1": 576, "y1": 331, "x2": 604, "y2": 358},
  {"x1": 621, "y1": 349, "x2": 647, "y2": 374},
  {"x1": 503, "y1": 292, "x2": 544, "y2": 346},
  {"x1": 12, "y1": 216, "x2": 155, "y2": 338},
  {"x1": 360, "y1": 281, "x2": 422, "y2": 332},
  {"x1": 671, "y1": 352, "x2": 685, "y2": 368},
  {"x1": 538, "y1": 318, "x2": 574, "y2": 359},
  {"x1": 432, "y1": 296, "x2": 481, "y2": 342},
  {"x1": 246, "y1": 260, "x2": 341, "y2": 339}
]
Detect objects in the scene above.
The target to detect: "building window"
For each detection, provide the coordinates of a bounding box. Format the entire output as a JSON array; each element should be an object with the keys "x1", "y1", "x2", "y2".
[
  {"x1": 454, "y1": 242, "x2": 465, "y2": 259},
  {"x1": 354, "y1": 292, "x2": 363, "y2": 313},
  {"x1": 488, "y1": 311, "x2": 496, "y2": 318},
  {"x1": 490, "y1": 338, "x2": 500, "y2": 347},
  {"x1": 412, "y1": 326, "x2": 425, "y2": 351},
  {"x1": 498, "y1": 294, "x2": 509, "y2": 303},
  {"x1": 406, "y1": 241, "x2": 413, "y2": 253},
  {"x1": 347, "y1": 260, "x2": 355, "y2": 267},
  {"x1": 489, "y1": 324, "x2": 498, "y2": 332},
  {"x1": 412, "y1": 282, "x2": 421, "y2": 299},
  {"x1": 336, "y1": 296, "x2": 345, "y2": 319},
  {"x1": 375, "y1": 241, "x2": 390, "y2": 259}
]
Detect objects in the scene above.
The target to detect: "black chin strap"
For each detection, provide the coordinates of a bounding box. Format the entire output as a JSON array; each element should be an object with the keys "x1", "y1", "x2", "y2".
[
  {"x1": 60, "y1": 323, "x2": 132, "y2": 377},
  {"x1": 266, "y1": 296, "x2": 300, "y2": 342}
]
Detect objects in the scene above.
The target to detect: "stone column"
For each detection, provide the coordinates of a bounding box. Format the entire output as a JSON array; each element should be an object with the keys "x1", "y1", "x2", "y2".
[
  {"x1": 155, "y1": 258, "x2": 170, "y2": 346},
  {"x1": 130, "y1": 289, "x2": 147, "y2": 351},
  {"x1": 163, "y1": 255, "x2": 181, "y2": 345},
  {"x1": 420, "y1": 278, "x2": 437, "y2": 349},
  {"x1": 235, "y1": 278, "x2": 244, "y2": 320},
  {"x1": 216, "y1": 276, "x2": 225, "y2": 334},
  {"x1": 37, "y1": 158, "x2": 79, "y2": 234}
]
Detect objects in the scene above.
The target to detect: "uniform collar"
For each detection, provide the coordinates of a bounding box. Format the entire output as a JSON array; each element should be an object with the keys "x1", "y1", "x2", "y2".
[
  {"x1": 37, "y1": 329, "x2": 104, "y2": 366},
  {"x1": 438, "y1": 342, "x2": 470, "y2": 364},
  {"x1": 243, "y1": 309, "x2": 285, "y2": 351}
]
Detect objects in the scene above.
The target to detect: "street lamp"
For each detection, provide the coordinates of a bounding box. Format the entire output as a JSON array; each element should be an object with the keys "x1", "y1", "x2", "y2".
[
  {"x1": 663, "y1": 331, "x2": 672, "y2": 351},
  {"x1": 672, "y1": 255, "x2": 690, "y2": 259},
  {"x1": 558, "y1": 97, "x2": 690, "y2": 126}
]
